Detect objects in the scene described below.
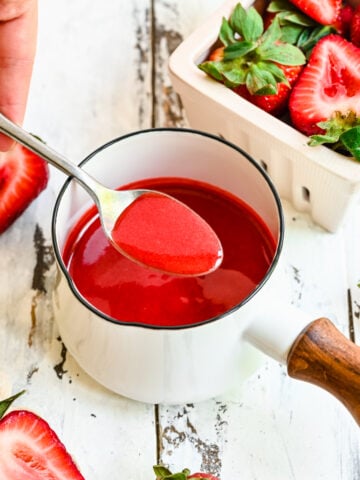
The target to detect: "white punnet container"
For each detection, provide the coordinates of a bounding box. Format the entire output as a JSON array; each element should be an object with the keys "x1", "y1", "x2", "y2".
[{"x1": 168, "y1": 0, "x2": 360, "y2": 232}]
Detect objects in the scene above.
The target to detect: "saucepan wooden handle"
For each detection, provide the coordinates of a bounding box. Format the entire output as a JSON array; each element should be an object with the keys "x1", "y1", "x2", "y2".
[{"x1": 287, "y1": 317, "x2": 360, "y2": 425}]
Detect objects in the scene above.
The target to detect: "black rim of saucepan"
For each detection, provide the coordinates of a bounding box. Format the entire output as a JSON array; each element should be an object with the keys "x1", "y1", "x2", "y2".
[{"x1": 51, "y1": 127, "x2": 285, "y2": 330}]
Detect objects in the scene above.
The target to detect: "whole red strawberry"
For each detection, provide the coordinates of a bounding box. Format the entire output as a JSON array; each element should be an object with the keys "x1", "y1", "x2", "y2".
[
  {"x1": 234, "y1": 63, "x2": 303, "y2": 116},
  {"x1": 154, "y1": 465, "x2": 219, "y2": 480},
  {"x1": 207, "y1": 44, "x2": 302, "y2": 115},
  {"x1": 0, "y1": 391, "x2": 85, "y2": 479},
  {"x1": 350, "y1": 5, "x2": 360, "y2": 46},
  {"x1": 289, "y1": 0, "x2": 341, "y2": 25},
  {"x1": 0, "y1": 142, "x2": 49, "y2": 234},
  {"x1": 198, "y1": 3, "x2": 305, "y2": 117}
]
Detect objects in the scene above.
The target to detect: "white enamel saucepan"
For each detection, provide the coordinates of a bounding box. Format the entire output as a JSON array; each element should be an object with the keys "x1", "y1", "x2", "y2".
[{"x1": 51, "y1": 128, "x2": 360, "y2": 424}]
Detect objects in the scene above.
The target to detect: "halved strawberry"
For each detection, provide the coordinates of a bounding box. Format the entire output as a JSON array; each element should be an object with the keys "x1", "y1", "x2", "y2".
[
  {"x1": 198, "y1": 3, "x2": 305, "y2": 117},
  {"x1": 0, "y1": 391, "x2": 85, "y2": 479},
  {"x1": 289, "y1": 34, "x2": 360, "y2": 135},
  {"x1": 0, "y1": 142, "x2": 49, "y2": 234},
  {"x1": 154, "y1": 465, "x2": 219, "y2": 480},
  {"x1": 289, "y1": 34, "x2": 360, "y2": 160},
  {"x1": 289, "y1": 0, "x2": 341, "y2": 25},
  {"x1": 187, "y1": 474, "x2": 218, "y2": 480}
]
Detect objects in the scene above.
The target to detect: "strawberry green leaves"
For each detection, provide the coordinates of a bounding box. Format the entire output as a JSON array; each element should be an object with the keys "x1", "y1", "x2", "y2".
[
  {"x1": 257, "y1": 16, "x2": 307, "y2": 64},
  {"x1": 154, "y1": 465, "x2": 218, "y2": 480},
  {"x1": 288, "y1": 0, "x2": 341, "y2": 25},
  {"x1": 219, "y1": 17, "x2": 236, "y2": 46},
  {"x1": 268, "y1": 0, "x2": 316, "y2": 27},
  {"x1": 246, "y1": 63, "x2": 281, "y2": 94},
  {"x1": 154, "y1": 465, "x2": 191, "y2": 480},
  {"x1": 0, "y1": 390, "x2": 25, "y2": 419},
  {"x1": 340, "y1": 128, "x2": 360, "y2": 160},
  {"x1": 230, "y1": 3, "x2": 264, "y2": 41},
  {"x1": 198, "y1": 3, "x2": 305, "y2": 96},
  {"x1": 222, "y1": 41, "x2": 256, "y2": 60},
  {"x1": 309, "y1": 111, "x2": 360, "y2": 161},
  {"x1": 267, "y1": 0, "x2": 335, "y2": 55}
]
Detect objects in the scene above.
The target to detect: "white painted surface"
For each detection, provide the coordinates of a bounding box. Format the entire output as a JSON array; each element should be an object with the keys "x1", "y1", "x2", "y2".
[{"x1": 0, "y1": 1, "x2": 359, "y2": 479}]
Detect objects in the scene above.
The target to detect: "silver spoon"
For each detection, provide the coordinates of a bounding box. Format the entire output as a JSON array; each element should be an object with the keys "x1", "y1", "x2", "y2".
[{"x1": 0, "y1": 113, "x2": 223, "y2": 276}]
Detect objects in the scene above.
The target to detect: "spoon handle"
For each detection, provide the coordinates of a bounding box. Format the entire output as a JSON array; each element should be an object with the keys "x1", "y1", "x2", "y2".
[
  {"x1": 287, "y1": 317, "x2": 360, "y2": 425},
  {"x1": 0, "y1": 112, "x2": 102, "y2": 202}
]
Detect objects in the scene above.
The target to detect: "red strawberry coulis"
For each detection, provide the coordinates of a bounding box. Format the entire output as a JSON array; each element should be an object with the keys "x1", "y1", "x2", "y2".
[
  {"x1": 63, "y1": 177, "x2": 277, "y2": 327},
  {"x1": 111, "y1": 191, "x2": 223, "y2": 276}
]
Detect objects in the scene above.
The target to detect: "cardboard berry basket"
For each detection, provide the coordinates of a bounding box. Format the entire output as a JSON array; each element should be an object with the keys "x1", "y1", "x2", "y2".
[{"x1": 168, "y1": 0, "x2": 360, "y2": 232}]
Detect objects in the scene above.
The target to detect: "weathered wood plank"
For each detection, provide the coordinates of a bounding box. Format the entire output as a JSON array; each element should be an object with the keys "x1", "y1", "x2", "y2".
[
  {"x1": 153, "y1": 0, "x2": 360, "y2": 476},
  {"x1": 156, "y1": 201, "x2": 360, "y2": 479},
  {"x1": 0, "y1": 1, "x2": 157, "y2": 478},
  {"x1": 152, "y1": 0, "x2": 224, "y2": 128},
  {"x1": 344, "y1": 199, "x2": 360, "y2": 344}
]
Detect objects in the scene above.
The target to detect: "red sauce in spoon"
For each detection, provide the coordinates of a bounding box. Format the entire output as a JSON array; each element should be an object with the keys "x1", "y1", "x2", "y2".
[
  {"x1": 111, "y1": 192, "x2": 223, "y2": 275},
  {"x1": 63, "y1": 177, "x2": 277, "y2": 327}
]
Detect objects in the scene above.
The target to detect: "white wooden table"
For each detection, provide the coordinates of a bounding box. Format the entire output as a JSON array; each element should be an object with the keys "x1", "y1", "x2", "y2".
[{"x1": 1, "y1": 1, "x2": 360, "y2": 478}]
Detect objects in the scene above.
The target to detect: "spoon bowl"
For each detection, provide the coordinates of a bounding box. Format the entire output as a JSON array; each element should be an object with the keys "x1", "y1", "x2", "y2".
[{"x1": 0, "y1": 113, "x2": 223, "y2": 276}]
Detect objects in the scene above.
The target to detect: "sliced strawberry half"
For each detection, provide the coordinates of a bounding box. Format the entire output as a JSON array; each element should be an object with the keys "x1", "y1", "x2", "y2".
[
  {"x1": 289, "y1": 0, "x2": 341, "y2": 25},
  {"x1": 188, "y1": 473, "x2": 219, "y2": 480},
  {"x1": 289, "y1": 34, "x2": 360, "y2": 136},
  {"x1": 0, "y1": 142, "x2": 49, "y2": 234},
  {"x1": 0, "y1": 391, "x2": 85, "y2": 479}
]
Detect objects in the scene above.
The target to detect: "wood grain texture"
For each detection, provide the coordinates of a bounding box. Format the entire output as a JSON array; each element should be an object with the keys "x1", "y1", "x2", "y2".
[
  {"x1": 0, "y1": 0, "x2": 359, "y2": 478},
  {"x1": 288, "y1": 317, "x2": 360, "y2": 425},
  {"x1": 1, "y1": 1, "x2": 156, "y2": 479},
  {"x1": 151, "y1": 0, "x2": 360, "y2": 478}
]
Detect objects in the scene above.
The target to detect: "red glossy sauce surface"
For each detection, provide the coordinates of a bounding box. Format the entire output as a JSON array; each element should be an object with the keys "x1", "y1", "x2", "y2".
[
  {"x1": 111, "y1": 192, "x2": 223, "y2": 275},
  {"x1": 63, "y1": 177, "x2": 277, "y2": 327}
]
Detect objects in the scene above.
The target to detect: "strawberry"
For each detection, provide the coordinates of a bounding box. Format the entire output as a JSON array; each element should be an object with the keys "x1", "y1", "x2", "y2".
[
  {"x1": 350, "y1": 5, "x2": 360, "y2": 46},
  {"x1": 288, "y1": 0, "x2": 341, "y2": 25},
  {"x1": 0, "y1": 390, "x2": 85, "y2": 479},
  {"x1": 0, "y1": 142, "x2": 49, "y2": 234},
  {"x1": 234, "y1": 63, "x2": 303, "y2": 115},
  {"x1": 154, "y1": 465, "x2": 219, "y2": 480},
  {"x1": 207, "y1": 46, "x2": 224, "y2": 62},
  {"x1": 289, "y1": 34, "x2": 360, "y2": 160},
  {"x1": 198, "y1": 3, "x2": 305, "y2": 117},
  {"x1": 187, "y1": 474, "x2": 218, "y2": 480},
  {"x1": 289, "y1": 34, "x2": 360, "y2": 134},
  {"x1": 265, "y1": 1, "x2": 336, "y2": 57},
  {"x1": 334, "y1": 3, "x2": 354, "y2": 37}
]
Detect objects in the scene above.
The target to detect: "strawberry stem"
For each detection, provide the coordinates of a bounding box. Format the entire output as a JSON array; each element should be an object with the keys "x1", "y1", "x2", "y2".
[
  {"x1": 198, "y1": 3, "x2": 305, "y2": 96},
  {"x1": 154, "y1": 465, "x2": 191, "y2": 480},
  {"x1": 309, "y1": 111, "x2": 360, "y2": 161},
  {"x1": 0, "y1": 390, "x2": 26, "y2": 419}
]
